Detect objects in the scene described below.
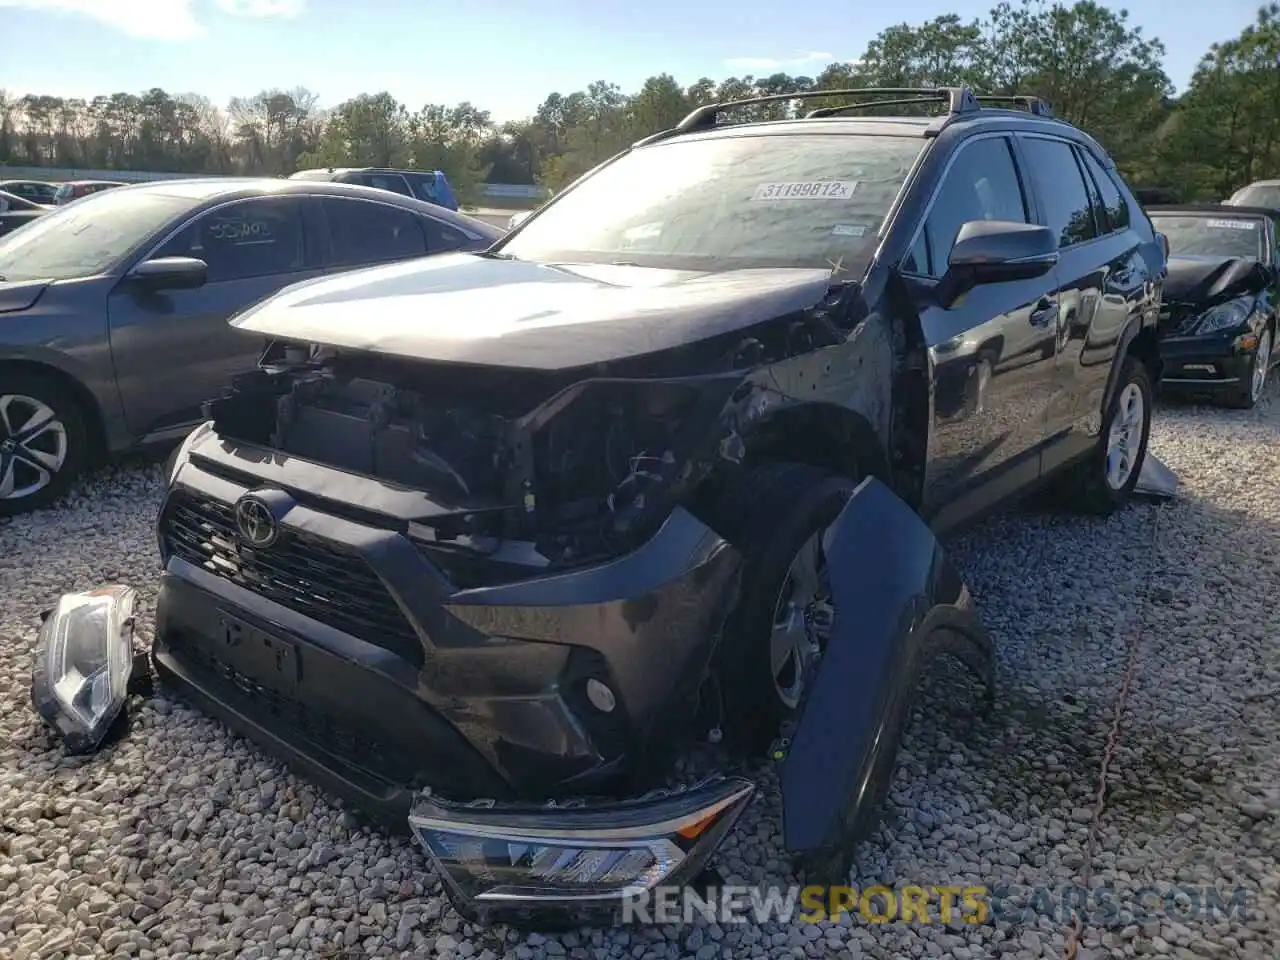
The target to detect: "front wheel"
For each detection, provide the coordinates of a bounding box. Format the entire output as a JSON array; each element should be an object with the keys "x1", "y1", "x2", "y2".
[
  {"x1": 0, "y1": 373, "x2": 89, "y2": 517},
  {"x1": 1225, "y1": 328, "x2": 1272, "y2": 410},
  {"x1": 1067, "y1": 356, "x2": 1153, "y2": 515}
]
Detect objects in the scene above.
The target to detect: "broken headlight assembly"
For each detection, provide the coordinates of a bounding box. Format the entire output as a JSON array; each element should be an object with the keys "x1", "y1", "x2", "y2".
[
  {"x1": 522, "y1": 377, "x2": 737, "y2": 556},
  {"x1": 1194, "y1": 296, "x2": 1254, "y2": 335},
  {"x1": 30, "y1": 585, "x2": 137, "y2": 754},
  {"x1": 409, "y1": 776, "x2": 754, "y2": 913}
]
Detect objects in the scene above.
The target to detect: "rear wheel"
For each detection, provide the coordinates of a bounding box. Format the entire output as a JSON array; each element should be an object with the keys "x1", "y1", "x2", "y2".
[
  {"x1": 0, "y1": 373, "x2": 89, "y2": 516},
  {"x1": 711, "y1": 463, "x2": 856, "y2": 752},
  {"x1": 1066, "y1": 356, "x2": 1152, "y2": 515}
]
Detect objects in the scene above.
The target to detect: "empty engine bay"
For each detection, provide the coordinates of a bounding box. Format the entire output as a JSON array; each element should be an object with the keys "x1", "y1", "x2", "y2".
[{"x1": 205, "y1": 345, "x2": 737, "y2": 584}]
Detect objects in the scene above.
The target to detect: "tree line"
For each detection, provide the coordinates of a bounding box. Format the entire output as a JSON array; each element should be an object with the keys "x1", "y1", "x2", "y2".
[{"x1": 1, "y1": 0, "x2": 1277, "y2": 205}]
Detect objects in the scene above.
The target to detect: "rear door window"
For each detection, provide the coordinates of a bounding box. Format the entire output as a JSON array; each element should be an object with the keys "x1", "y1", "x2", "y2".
[
  {"x1": 1017, "y1": 136, "x2": 1099, "y2": 248},
  {"x1": 322, "y1": 196, "x2": 428, "y2": 266},
  {"x1": 1078, "y1": 150, "x2": 1130, "y2": 233},
  {"x1": 349, "y1": 173, "x2": 415, "y2": 197}
]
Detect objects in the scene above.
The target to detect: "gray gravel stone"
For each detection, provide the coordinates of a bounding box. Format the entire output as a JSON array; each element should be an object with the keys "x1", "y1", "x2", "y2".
[{"x1": 2, "y1": 398, "x2": 1279, "y2": 959}]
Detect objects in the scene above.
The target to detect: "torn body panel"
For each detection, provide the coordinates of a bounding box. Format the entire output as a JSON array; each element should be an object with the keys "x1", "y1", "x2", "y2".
[{"x1": 778, "y1": 477, "x2": 994, "y2": 880}]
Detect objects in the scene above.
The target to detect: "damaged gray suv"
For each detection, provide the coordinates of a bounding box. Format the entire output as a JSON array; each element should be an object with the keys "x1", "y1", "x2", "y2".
[{"x1": 133, "y1": 87, "x2": 1164, "y2": 924}]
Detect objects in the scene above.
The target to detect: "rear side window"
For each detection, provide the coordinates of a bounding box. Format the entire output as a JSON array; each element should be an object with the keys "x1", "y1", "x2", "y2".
[
  {"x1": 350, "y1": 173, "x2": 415, "y2": 197},
  {"x1": 904, "y1": 136, "x2": 1028, "y2": 278},
  {"x1": 1078, "y1": 150, "x2": 1130, "y2": 233},
  {"x1": 1019, "y1": 136, "x2": 1098, "y2": 248},
  {"x1": 422, "y1": 216, "x2": 477, "y2": 252},
  {"x1": 323, "y1": 197, "x2": 427, "y2": 266}
]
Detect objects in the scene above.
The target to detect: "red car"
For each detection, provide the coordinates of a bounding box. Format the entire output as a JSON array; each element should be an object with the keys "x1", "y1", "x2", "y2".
[{"x1": 53, "y1": 180, "x2": 125, "y2": 205}]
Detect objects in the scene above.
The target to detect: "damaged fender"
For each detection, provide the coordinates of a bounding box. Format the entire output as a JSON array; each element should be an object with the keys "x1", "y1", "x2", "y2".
[{"x1": 779, "y1": 477, "x2": 996, "y2": 882}]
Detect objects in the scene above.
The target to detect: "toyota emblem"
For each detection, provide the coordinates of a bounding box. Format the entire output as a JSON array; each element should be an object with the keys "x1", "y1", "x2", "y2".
[{"x1": 234, "y1": 495, "x2": 278, "y2": 548}]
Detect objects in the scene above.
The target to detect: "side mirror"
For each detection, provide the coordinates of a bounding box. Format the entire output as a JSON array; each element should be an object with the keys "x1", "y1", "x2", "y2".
[
  {"x1": 937, "y1": 220, "x2": 1059, "y2": 307},
  {"x1": 127, "y1": 256, "x2": 208, "y2": 291}
]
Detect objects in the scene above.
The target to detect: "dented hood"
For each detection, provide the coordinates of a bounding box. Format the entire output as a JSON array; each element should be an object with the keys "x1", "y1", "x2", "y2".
[
  {"x1": 230, "y1": 252, "x2": 836, "y2": 371},
  {"x1": 1163, "y1": 255, "x2": 1269, "y2": 306}
]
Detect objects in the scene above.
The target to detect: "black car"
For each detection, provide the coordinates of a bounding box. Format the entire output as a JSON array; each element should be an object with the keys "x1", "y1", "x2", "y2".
[
  {"x1": 149, "y1": 87, "x2": 1162, "y2": 925},
  {"x1": 0, "y1": 190, "x2": 50, "y2": 236},
  {"x1": 0, "y1": 179, "x2": 59, "y2": 205},
  {"x1": 0, "y1": 178, "x2": 501, "y2": 515},
  {"x1": 1147, "y1": 204, "x2": 1279, "y2": 408}
]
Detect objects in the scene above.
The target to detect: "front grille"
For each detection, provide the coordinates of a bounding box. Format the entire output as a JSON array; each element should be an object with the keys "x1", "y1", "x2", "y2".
[{"x1": 162, "y1": 493, "x2": 424, "y2": 667}]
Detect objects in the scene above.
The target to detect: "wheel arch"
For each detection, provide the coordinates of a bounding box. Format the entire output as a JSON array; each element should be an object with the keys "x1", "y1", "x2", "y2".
[
  {"x1": 738, "y1": 400, "x2": 893, "y2": 489},
  {"x1": 0, "y1": 358, "x2": 109, "y2": 461}
]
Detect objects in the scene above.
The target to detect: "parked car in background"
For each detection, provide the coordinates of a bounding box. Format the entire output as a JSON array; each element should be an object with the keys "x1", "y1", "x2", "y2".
[
  {"x1": 0, "y1": 190, "x2": 51, "y2": 236},
  {"x1": 1148, "y1": 204, "x2": 1279, "y2": 408},
  {"x1": 288, "y1": 167, "x2": 460, "y2": 211},
  {"x1": 0, "y1": 178, "x2": 501, "y2": 515},
  {"x1": 146, "y1": 86, "x2": 1164, "y2": 926},
  {"x1": 0, "y1": 180, "x2": 59, "y2": 205},
  {"x1": 1226, "y1": 180, "x2": 1280, "y2": 209},
  {"x1": 52, "y1": 179, "x2": 125, "y2": 205}
]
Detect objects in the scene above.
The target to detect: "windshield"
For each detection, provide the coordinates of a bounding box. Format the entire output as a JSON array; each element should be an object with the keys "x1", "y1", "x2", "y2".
[
  {"x1": 499, "y1": 133, "x2": 926, "y2": 271},
  {"x1": 1152, "y1": 215, "x2": 1266, "y2": 260},
  {"x1": 0, "y1": 189, "x2": 195, "y2": 281},
  {"x1": 1229, "y1": 183, "x2": 1280, "y2": 209}
]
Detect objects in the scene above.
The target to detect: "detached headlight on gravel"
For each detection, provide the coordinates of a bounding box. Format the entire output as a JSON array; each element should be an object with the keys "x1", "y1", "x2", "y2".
[
  {"x1": 1195, "y1": 296, "x2": 1254, "y2": 335},
  {"x1": 409, "y1": 776, "x2": 754, "y2": 911},
  {"x1": 31, "y1": 585, "x2": 137, "y2": 754}
]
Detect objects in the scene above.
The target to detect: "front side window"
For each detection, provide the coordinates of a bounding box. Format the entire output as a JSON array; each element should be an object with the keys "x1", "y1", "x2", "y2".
[
  {"x1": 904, "y1": 136, "x2": 1029, "y2": 278},
  {"x1": 323, "y1": 197, "x2": 427, "y2": 266},
  {"x1": 0, "y1": 189, "x2": 195, "y2": 281},
  {"x1": 155, "y1": 197, "x2": 306, "y2": 282},
  {"x1": 497, "y1": 133, "x2": 927, "y2": 271},
  {"x1": 1019, "y1": 136, "x2": 1098, "y2": 248},
  {"x1": 1149, "y1": 215, "x2": 1265, "y2": 260}
]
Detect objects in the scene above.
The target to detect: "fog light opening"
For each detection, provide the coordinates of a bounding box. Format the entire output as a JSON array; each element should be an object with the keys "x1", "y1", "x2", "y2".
[{"x1": 585, "y1": 678, "x2": 616, "y2": 713}]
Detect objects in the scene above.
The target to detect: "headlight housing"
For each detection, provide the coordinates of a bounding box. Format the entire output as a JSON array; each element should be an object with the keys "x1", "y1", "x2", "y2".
[
  {"x1": 409, "y1": 776, "x2": 754, "y2": 920},
  {"x1": 1195, "y1": 297, "x2": 1254, "y2": 335},
  {"x1": 30, "y1": 585, "x2": 137, "y2": 754}
]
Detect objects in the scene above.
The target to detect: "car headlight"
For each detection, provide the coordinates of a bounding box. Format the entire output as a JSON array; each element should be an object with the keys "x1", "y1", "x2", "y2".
[
  {"x1": 1195, "y1": 297, "x2": 1254, "y2": 334},
  {"x1": 30, "y1": 585, "x2": 137, "y2": 754},
  {"x1": 409, "y1": 776, "x2": 754, "y2": 913}
]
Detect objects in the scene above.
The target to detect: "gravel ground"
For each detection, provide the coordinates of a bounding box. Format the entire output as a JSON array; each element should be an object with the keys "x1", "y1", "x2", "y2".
[{"x1": 1, "y1": 397, "x2": 1278, "y2": 960}]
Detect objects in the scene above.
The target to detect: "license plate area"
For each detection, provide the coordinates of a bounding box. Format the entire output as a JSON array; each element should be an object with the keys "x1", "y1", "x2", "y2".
[{"x1": 219, "y1": 613, "x2": 301, "y2": 695}]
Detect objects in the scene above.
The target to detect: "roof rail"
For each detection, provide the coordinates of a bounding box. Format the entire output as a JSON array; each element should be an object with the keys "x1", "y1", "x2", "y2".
[
  {"x1": 672, "y1": 85, "x2": 1054, "y2": 133},
  {"x1": 675, "y1": 87, "x2": 983, "y2": 132}
]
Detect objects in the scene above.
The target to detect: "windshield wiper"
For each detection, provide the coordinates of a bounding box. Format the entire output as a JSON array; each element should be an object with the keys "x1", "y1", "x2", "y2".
[{"x1": 476, "y1": 250, "x2": 518, "y2": 261}]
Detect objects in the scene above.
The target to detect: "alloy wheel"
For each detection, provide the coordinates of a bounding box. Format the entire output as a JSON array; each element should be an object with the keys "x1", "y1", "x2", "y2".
[
  {"x1": 0, "y1": 394, "x2": 69, "y2": 501},
  {"x1": 769, "y1": 528, "x2": 834, "y2": 709},
  {"x1": 1104, "y1": 382, "x2": 1145, "y2": 491}
]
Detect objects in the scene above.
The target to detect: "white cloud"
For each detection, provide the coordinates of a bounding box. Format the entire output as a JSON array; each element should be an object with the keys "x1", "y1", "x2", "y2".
[
  {"x1": 723, "y1": 50, "x2": 836, "y2": 71},
  {"x1": 0, "y1": 0, "x2": 204, "y2": 39},
  {"x1": 0, "y1": 0, "x2": 305, "y2": 40}
]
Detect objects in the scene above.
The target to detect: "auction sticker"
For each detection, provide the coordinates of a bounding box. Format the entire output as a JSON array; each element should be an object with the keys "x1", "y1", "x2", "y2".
[
  {"x1": 832, "y1": 223, "x2": 867, "y2": 237},
  {"x1": 752, "y1": 180, "x2": 858, "y2": 201},
  {"x1": 1207, "y1": 218, "x2": 1256, "y2": 229}
]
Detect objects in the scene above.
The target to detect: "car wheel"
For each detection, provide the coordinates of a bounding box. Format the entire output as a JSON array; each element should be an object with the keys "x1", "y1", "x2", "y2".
[
  {"x1": 1225, "y1": 328, "x2": 1272, "y2": 409},
  {"x1": 0, "y1": 373, "x2": 89, "y2": 517},
  {"x1": 710, "y1": 462, "x2": 857, "y2": 752},
  {"x1": 1068, "y1": 356, "x2": 1153, "y2": 515}
]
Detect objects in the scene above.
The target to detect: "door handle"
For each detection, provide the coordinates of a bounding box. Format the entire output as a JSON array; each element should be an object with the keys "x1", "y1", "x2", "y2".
[{"x1": 1030, "y1": 297, "x2": 1058, "y2": 327}]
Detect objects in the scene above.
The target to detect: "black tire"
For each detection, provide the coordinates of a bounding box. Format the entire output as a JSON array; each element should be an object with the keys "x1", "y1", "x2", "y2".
[
  {"x1": 1067, "y1": 356, "x2": 1152, "y2": 515},
  {"x1": 0, "y1": 371, "x2": 90, "y2": 517},
  {"x1": 1224, "y1": 327, "x2": 1272, "y2": 410},
  {"x1": 710, "y1": 462, "x2": 858, "y2": 753}
]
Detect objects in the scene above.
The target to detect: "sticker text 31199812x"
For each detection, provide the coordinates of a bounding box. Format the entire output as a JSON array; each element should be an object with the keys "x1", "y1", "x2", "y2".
[{"x1": 752, "y1": 180, "x2": 859, "y2": 201}]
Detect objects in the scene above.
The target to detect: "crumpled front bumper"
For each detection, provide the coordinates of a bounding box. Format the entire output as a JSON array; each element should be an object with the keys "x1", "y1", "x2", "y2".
[{"x1": 1158, "y1": 329, "x2": 1257, "y2": 391}]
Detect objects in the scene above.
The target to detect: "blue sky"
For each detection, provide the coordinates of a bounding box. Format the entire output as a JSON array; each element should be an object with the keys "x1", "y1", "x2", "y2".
[{"x1": 0, "y1": 0, "x2": 1266, "y2": 122}]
